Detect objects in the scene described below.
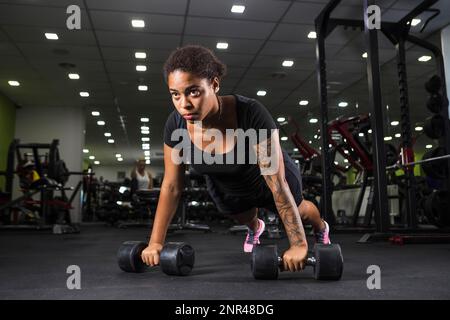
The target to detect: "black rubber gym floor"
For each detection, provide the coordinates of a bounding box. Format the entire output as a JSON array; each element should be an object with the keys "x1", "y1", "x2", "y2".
[{"x1": 1, "y1": 223, "x2": 450, "y2": 300}]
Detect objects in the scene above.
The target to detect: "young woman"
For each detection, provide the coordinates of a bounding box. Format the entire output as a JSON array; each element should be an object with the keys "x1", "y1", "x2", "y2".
[
  {"x1": 141, "y1": 45, "x2": 330, "y2": 272},
  {"x1": 130, "y1": 158, "x2": 154, "y2": 191}
]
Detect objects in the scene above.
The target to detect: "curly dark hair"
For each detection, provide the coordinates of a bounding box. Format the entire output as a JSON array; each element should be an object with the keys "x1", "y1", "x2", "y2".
[{"x1": 163, "y1": 45, "x2": 227, "y2": 82}]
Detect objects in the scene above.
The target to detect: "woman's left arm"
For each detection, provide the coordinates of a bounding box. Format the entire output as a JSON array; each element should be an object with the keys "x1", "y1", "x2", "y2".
[{"x1": 253, "y1": 130, "x2": 308, "y2": 271}]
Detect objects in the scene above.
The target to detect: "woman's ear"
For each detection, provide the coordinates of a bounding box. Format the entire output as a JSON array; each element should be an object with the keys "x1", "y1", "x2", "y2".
[{"x1": 212, "y1": 77, "x2": 220, "y2": 93}]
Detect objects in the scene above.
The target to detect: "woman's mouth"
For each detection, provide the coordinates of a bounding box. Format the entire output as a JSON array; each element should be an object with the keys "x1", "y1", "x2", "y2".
[{"x1": 183, "y1": 113, "x2": 197, "y2": 120}]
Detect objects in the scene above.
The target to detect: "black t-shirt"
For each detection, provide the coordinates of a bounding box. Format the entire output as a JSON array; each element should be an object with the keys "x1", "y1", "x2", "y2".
[{"x1": 163, "y1": 94, "x2": 280, "y2": 199}]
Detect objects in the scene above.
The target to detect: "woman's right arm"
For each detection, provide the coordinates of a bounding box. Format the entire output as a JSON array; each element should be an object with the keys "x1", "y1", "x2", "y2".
[{"x1": 142, "y1": 144, "x2": 185, "y2": 266}]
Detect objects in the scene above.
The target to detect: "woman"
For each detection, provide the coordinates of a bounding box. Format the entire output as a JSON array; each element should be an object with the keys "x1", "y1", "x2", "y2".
[
  {"x1": 142, "y1": 45, "x2": 330, "y2": 272},
  {"x1": 130, "y1": 158, "x2": 154, "y2": 191}
]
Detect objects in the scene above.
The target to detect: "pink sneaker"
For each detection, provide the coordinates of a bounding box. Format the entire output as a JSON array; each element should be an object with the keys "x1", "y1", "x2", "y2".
[
  {"x1": 243, "y1": 219, "x2": 265, "y2": 253},
  {"x1": 314, "y1": 220, "x2": 331, "y2": 244}
]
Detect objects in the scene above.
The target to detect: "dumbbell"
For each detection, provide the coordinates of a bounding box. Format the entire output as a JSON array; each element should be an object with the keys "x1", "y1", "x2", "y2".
[
  {"x1": 117, "y1": 241, "x2": 195, "y2": 276},
  {"x1": 251, "y1": 244, "x2": 343, "y2": 280}
]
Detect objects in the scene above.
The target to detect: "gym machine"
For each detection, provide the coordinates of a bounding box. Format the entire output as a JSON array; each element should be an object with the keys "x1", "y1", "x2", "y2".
[
  {"x1": 315, "y1": 0, "x2": 450, "y2": 242},
  {"x1": 0, "y1": 139, "x2": 89, "y2": 234}
]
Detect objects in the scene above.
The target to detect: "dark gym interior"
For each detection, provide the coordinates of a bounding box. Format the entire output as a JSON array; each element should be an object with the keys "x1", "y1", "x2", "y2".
[{"x1": 1, "y1": 0, "x2": 450, "y2": 303}]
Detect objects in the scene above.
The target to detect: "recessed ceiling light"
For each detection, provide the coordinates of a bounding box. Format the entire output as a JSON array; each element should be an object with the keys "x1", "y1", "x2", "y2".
[
  {"x1": 80, "y1": 91, "x2": 89, "y2": 97},
  {"x1": 144, "y1": 150, "x2": 150, "y2": 156},
  {"x1": 384, "y1": 136, "x2": 392, "y2": 141},
  {"x1": 83, "y1": 149, "x2": 89, "y2": 153},
  {"x1": 368, "y1": 129, "x2": 372, "y2": 134},
  {"x1": 141, "y1": 130, "x2": 150, "y2": 135},
  {"x1": 140, "y1": 117, "x2": 149, "y2": 122},
  {"x1": 426, "y1": 144, "x2": 433, "y2": 149},
  {"x1": 117, "y1": 158, "x2": 123, "y2": 162},
  {"x1": 359, "y1": 133, "x2": 364, "y2": 137},
  {"x1": 231, "y1": 5, "x2": 245, "y2": 13},
  {"x1": 136, "y1": 65, "x2": 147, "y2": 72},
  {"x1": 68, "y1": 73, "x2": 79, "y2": 80},
  {"x1": 257, "y1": 90, "x2": 267, "y2": 96},
  {"x1": 293, "y1": 148, "x2": 299, "y2": 152},
  {"x1": 145, "y1": 156, "x2": 151, "y2": 160},
  {"x1": 8, "y1": 80, "x2": 20, "y2": 86},
  {"x1": 131, "y1": 19, "x2": 145, "y2": 28},
  {"x1": 104, "y1": 132, "x2": 111, "y2": 137},
  {"x1": 415, "y1": 126, "x2": 423, "y2": 131},
  {"x1": 418, "y1": 55, "x2": 432, "y2": 62},
  {"x1": 94, "y1": 160, "x2": 100, "y2": 165},
  {"x1": 309, "y1": 140, "x2": 312, "y2": 144},
  {"x1": 115, "y1": 154, "x2": 122, "y2": 158},
  {"x1": 309, "y1": 118, "x2": 318, "y2": 124},
  {"x1": 216, "y1": 42, "x2": 229, "y2": 50},
  {"x1": 146, "y1": 160, "x2": 151, "y2": 164},
  {"x1": 277, "y1": 117, "x2": 286, "y2": 122},
  {"x1": 142, "y1": 137, "x2": 150, "y2": 142},
  {"x1": 142, "y1": 145, "x2": 150, "y2": 150},
  {"x1": 395, "y1": 133, "x2": 401, "y2": 138},
  {"x1": 107, "y1": 139, "x2": 115, "y2": 144},
  {"x1": 362, "y1": 52, "x2": 368, "y2": 58},
  {"x1": 338, "y1": 102, "x2": 348, "y2": 107},
  {"x1": 281, "y1": 137, "x2": 288, "y2": 141},
  {"x1": 91, "y1": 111, "x2": 100, "y2": 116},
  {"x1": 307, "y1": 31, "x2": 317, "y2": 39},
  {"x1": 391, "y1": 121, "x2": 399, "y2": 126},
  {"x1": 97, "y1": 121, "x2": 105, "y2": 126},
  {"x1": 299, "y1": 100, "x2": 309, "y2": 106},
  {"x1": 135, "y1": 52, "x2": 147, "y2": 59},
  {"x1": 334, "y1": 161, "x2": 339, "y2": 165},
  {"x1": 138, "y1": 85, "x2": 148, "y2": 91},
  {"x1": 141, "y1": 126, "x2": 149, "y2": 131},
  {"x1": 344, "y1": 159, "x2": 349, "y2": 163},
  {"x1": 411, "y1": 18, "x2": 421, "y2": 26},
  {"x1": 89, "y1": 156, "x2": 95, "y2": 160},
  {"x1": 45, "y1": 33, "x2": 58, "y2": 40},
  {"x1": 282, "y1": 60, "x2": 294, "y2": 67}
]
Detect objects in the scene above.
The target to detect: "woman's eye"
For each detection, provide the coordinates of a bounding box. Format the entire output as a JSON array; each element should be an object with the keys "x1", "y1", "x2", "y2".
[
  {"x1": 190, "y1": 90, "x2": 200, "y2": 96},
  {"x1": 171, "y1": 92, "x2": 179, "y2": 97}
]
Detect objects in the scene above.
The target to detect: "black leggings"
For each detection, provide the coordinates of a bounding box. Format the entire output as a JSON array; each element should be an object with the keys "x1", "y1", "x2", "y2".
[{"x1": 206, "y1": 153, "x2": 303, "y2": 215}]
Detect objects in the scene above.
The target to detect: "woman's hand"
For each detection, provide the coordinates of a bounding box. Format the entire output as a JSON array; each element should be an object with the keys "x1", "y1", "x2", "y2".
[
  {"x1": 281, "y1": 243, "x2": 308, "y2": 272},
  {"x1": 141, "y1": 243, "x2": 163, "y2": 266}
]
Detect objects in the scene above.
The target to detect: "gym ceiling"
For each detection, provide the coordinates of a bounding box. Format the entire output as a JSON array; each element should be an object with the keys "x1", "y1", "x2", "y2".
[{"x1": 1, "y1": 0, "x2": 449, "y2": 166}]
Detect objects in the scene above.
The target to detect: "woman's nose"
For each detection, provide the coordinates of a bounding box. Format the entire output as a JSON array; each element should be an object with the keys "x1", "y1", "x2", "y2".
[{"x1": 179, "y1": 95, "x2": 194, "y2": 110}]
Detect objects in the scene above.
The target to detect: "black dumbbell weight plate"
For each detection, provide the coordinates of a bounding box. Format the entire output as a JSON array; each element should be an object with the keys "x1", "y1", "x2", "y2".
[
  {"x1": 313, "y1": 244, "x2": 344, "y2": 280},
  {"x1": 251, "y1": 245, "x2": 279, "y2": 280},
  {"x1": 160, "y1": 242, "x2": 195, "y2": 276},
  {"x1": 117, "y1": 241, "x2": 148, "y2": 273}
]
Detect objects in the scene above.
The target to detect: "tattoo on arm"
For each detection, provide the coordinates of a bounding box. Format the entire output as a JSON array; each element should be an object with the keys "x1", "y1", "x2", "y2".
[{"x1": 256, "y1": 136, "x2": 306, "y2": 247}]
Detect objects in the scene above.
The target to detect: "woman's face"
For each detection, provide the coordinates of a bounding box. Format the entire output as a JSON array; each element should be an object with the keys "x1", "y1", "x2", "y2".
[
  {"x1": 137, "y1": 160, "x2": 145, "y2": 170},
  {"x1": 167, "y1": 70, "x2": 219, "y2": 123}
]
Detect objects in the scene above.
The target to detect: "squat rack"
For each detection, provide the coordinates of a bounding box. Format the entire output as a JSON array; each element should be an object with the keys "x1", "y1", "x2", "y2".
[{"x1": 315, "y1": 0, "x2": 449, "y2": 240}]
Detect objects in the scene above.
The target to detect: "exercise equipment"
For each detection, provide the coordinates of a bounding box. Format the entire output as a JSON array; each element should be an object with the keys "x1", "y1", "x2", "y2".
[
  {"x1": 423, "y1": 190, "x2": 449, "y2": 227},
  {"x1": 251, "y1": 244, "x2": 343, "y2": 280},
  {"x1": 424, "y1": 114, "x2": 445, "y2": 139},
  {"x1": 117, "y1": 241, "x2": 195, "y2": 276}
]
